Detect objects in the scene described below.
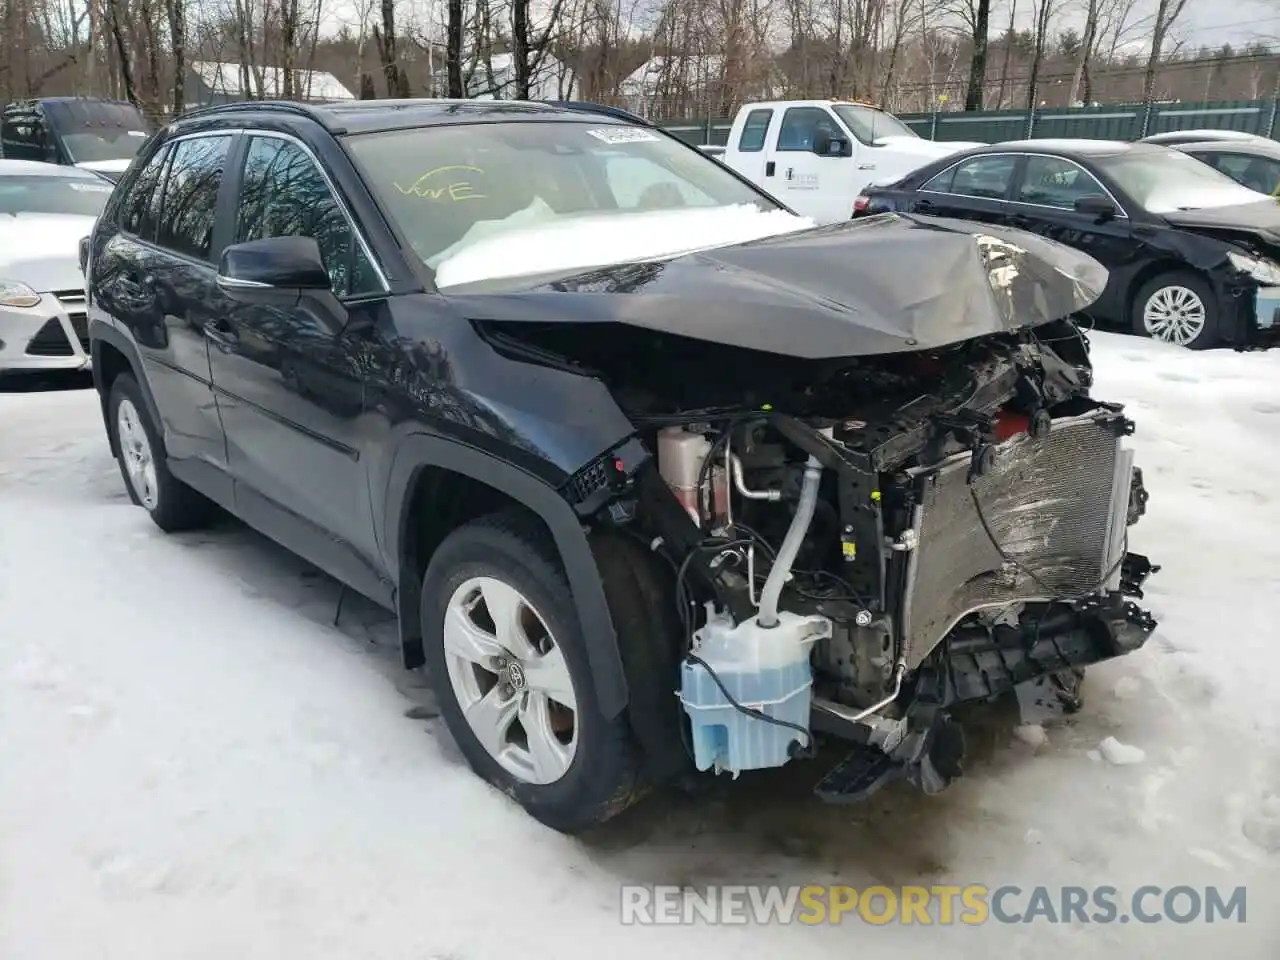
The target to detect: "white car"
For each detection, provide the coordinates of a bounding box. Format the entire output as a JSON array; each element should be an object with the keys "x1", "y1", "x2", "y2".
[{"x1": 0, "y1": 159, "x2": 112, "y2": 376}]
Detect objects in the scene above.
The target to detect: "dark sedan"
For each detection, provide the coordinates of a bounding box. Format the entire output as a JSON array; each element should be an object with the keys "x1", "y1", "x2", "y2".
[{"x1": 855, "y1": 138, "x2": 1280, "y2": 349}]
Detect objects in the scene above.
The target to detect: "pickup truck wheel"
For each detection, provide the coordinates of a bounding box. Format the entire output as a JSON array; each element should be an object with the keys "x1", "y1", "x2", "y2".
[
  {"x1": 1132, "y1": 272, "x2": 1219, "y2": 349},
  {"x1": 107, "y1": 373, "x2": 216, "y2": 532},
  {"x1": 420, "y1": 512, "x2": 642, "y2": 832}
]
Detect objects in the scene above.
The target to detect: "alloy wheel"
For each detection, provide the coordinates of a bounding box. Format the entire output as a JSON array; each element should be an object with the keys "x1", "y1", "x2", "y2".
[
  {"x1": 442, "y1": 576, "x2": 579, "y2": 785},
  {"x1": 1142, "y1": 285, "x2": 1206, "y2": 346},
  {"x1": 116, "y1": 397, "x2": 159, "y2": 510}
]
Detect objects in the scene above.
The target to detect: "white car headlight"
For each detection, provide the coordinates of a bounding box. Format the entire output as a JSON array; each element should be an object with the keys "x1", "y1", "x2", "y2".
[
  {"x1": 1226, "y1": 251, "x2": 1280, "y2": 286},
  {"x1": 0, "y1": 279, "x2": 43, "y2": 308}
]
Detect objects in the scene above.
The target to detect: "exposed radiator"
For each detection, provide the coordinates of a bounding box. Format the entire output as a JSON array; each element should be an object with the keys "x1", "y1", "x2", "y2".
[{"x1": 899, "y1": 412, "x2": 1133, "y2": 668}]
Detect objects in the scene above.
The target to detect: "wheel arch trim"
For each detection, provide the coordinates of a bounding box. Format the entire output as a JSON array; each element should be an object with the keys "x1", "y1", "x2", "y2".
[
  {"x1": 90, "y1": 319, "x2": 163, "y2": 457},
  {"x1": 384, "y1": 432, "x2": 629, "y2": 719}
]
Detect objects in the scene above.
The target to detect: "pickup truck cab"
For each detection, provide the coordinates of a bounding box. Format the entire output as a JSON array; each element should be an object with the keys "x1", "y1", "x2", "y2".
[{"x1": 721, "y1": 99, "x2": 983, "y2": 223}]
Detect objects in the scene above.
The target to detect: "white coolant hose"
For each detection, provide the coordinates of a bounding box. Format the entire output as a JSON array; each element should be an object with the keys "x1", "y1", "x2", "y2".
[{"x1": 757, "y1": 454, "x2": 823, "y2": 628}]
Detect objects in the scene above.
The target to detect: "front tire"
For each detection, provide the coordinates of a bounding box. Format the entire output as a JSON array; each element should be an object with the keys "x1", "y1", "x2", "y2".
[
  {"x1": 1132, "y1": 271, "x2": 1220, "y2": 349},
  {"x1": 420, "y1": 511, "x2": 643, "y2": 832},
  {"x1": 107, "y1": 373, "x2": 216, "y2": 532}
]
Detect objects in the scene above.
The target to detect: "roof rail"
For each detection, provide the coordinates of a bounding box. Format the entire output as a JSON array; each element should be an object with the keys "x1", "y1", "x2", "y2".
[
  {"x1": 538, "y1": 100, "x2": 653, "y2": 126},
  {"x1": 176, "y1": 99, "x2": 341, "y2": 132}
]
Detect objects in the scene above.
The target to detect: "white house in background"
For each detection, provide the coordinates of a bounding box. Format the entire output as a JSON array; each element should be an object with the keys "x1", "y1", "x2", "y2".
[
  {"x1": 431, "y1": 52, "x2": 578, "y2": 101},
  {"x1": 619, "y1": 55, "x2": 724, "y2": 116},
  {"x1": 188, "y1": 60, "x2": 355, "y2": 105},
  {"x1": 619, "y1": 55, "x2": 787, "y2": 118}
]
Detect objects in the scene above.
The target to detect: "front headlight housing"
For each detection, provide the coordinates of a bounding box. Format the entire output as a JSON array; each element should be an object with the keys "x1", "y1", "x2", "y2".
[
  {"x1": 1226, "y1": 251, "x2": 1280, "y2": 286},
  {"x1": 0, "y1": 279, "x2": 42, "y2": 308}
]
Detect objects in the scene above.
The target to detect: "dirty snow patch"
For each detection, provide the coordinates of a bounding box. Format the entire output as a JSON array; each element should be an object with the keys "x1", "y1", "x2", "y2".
[
  {"x1": 1098, "y1": 736, "x2": 1146, "y2": 766},
  {"x1": 1013, "y1": 724, "x2": 1048, "y2": 748}
]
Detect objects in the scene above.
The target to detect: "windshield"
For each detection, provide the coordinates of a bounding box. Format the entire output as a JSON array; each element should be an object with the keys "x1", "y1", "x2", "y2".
[
  {"x1": 1094, "y1": 148, "x2": 1267, "y2": 212},
  {"x1": 0, "y1": 175, "x2": 112, "y2": 216},
  {"x1": 833, "y1": 104, "x2": 917, "y2": 143},
  {"x1": 60, "y1": 129, "x2": 147, "y2": 163},
  {"x1": 345, "y1": 120, "x2": 782, "y2": 277}
]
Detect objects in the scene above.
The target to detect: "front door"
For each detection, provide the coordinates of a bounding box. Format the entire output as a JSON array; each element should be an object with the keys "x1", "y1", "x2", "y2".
[
  {"x1": 1006, "y1": 154, "x2": 1136, "y2": 316},
  {"x1": 207, "y1": 133, "x2": 386, "y2": 588},
  {"x1": 765, "y1": 105, "x2": 856, "y2": 222}
]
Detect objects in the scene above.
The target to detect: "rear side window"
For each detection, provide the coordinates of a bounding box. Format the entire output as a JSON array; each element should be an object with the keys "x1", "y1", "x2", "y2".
[
  {"x1": 1, "y1": 114, "x2": 46, "y2": 160},
  {"x1": 154, "y1": 135, "x2": 231, "y2": 261},
  {"x1": 925, "y1": 154, "x2": 1017, "y2": 200},
  {"x1": 120, "y1": 142, "x2": 172, "y2": 240},
  {"x1": 737, "y1": 109, "x2": 772, "y2": 153}
]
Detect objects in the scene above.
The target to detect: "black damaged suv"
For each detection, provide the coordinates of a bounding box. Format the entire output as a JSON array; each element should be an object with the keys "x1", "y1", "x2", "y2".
[{"x1": 87, "y1": 99, "x2": 1157, "y2": 832}]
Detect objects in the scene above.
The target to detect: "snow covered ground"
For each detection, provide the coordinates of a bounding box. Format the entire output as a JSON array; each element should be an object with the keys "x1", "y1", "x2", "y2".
[{"x1": 2, "y1": 333, "x2": 1278, "y2": 958}]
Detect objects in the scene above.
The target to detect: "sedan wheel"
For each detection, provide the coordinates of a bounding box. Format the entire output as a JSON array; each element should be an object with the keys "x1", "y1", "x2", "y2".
[
  {"x1": 1142, "y1": 284, "x2": 1207, "y2": 346},
  {"x1": 442, "y1": 575, "x2": 578, "y2": 785},
  {"x1": 116, "y1": 396, "x2": 159, "y2": 509}
]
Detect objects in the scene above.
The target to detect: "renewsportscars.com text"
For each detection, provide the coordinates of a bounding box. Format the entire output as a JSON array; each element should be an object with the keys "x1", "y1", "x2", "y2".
[{"x1": 619, "y1": 884, "x2": 1247, "y2": 926}]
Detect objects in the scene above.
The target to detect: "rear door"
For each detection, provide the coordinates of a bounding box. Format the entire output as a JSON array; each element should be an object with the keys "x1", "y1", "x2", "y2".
[
  {"x1": 908, "y1": 152, "x2": 1021, "y2": 226},
  {"x1": 728, "y1": 107, "x2": 774, "y2": 186},
  {"x1": 94, "y1": 133, "x2": 236, "y2": 497}
]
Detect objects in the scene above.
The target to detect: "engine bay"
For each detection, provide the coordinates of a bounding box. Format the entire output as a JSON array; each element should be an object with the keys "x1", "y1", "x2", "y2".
[{"x1": 490, "y1": 315, "x2": 1159, "y2": 801}]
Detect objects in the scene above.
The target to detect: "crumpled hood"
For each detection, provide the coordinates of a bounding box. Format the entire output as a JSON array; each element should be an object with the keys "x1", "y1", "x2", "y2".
[
  {"x1": 1161, "y1": 199, "x2": 1280, "y2": 242},
  {"x1": 0, "y1": 213, "x2": 96, "y2": 292},
  {"x1": 444, "y1": 213, "x2": 1108, "y2": 359}
]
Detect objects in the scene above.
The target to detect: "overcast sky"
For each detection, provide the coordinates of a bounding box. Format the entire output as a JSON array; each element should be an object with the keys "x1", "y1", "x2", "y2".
[{"x1": 332, "y1": 0, "x2": 1280, "y2": 55}]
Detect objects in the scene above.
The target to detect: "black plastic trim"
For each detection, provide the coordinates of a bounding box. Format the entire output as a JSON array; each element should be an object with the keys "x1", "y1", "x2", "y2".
[{"x1": 384, "y1": 431, "x2": 628, "y2": 719}]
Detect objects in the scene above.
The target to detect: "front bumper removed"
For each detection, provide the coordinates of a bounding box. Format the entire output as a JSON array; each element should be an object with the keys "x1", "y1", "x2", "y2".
[{"x1": 810, "y1": 556, "x2": 1159, "y2": 804}]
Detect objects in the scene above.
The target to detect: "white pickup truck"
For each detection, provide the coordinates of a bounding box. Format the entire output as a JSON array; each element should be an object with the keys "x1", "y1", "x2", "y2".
[{"x1": 719, "y1": 100, "x2": 984, "y2": 223}]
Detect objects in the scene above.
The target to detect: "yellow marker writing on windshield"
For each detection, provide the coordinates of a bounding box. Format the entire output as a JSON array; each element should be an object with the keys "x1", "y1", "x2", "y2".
[{"x1": 394, "y1": 165, "x2": 487, "y2": 201}]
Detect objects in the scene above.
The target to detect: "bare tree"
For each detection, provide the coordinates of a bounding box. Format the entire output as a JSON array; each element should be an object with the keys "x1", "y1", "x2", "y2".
[
  {"x1": 957, "y1": 0, "x2": 992, "y2": 110},
  {"x1": 1141, "y1": 0, "x2": 1189, "y2": 103},
  {"x1": 1025, "y1": 0, "x2": 1055, "y2": 107},
  {"x1": 446, "y1": 0, "x2": 463, "y2": 96},
  {"x1": 165, "y1": 0, "x2": 185, "y2": 112}
]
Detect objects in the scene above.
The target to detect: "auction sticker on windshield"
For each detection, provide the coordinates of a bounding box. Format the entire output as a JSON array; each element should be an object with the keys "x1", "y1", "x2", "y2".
[
  {"x1": 69, "y1": 182, "x2": 113, "y2": 192},
  {"x1": 586, "y1": 127, "x2": 661, "y2": 144}
]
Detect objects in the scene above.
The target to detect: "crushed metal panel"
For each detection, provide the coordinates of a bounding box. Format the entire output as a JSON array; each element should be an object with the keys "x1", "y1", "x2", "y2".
[{"x1": 900, "y1": 413, "x2": 1122, "y2": 667}]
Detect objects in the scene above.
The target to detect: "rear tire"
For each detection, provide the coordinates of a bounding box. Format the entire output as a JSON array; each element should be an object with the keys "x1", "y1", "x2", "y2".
[
  {"x1": 107, "y1": 373, "x2": 216, "y2": 532},
  {"x1": 1131, "y1": 271, "x2": 1220, "y2": 349},
  {"x1": 420, "y1": 511, "x2": 644, "y2": 833}
]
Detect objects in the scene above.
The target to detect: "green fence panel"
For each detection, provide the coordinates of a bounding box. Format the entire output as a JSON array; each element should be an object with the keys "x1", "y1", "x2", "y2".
[{"x1": 657, "y1": 97, "x2": 1280, "y2": 146}]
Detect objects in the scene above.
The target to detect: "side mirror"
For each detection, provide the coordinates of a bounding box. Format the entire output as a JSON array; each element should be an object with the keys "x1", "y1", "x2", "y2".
[
  {"x1": 216, "y1": 235, "x2": 352, "y2": 335},
  {"x1": 216, "y1": 236, "x2": 331, "y2": 297},
  {"x1": 1074, "y1": 194, "x2": 1117, "y2": 220},
  {"x1": 813, "y1": 133, "x2": 852, "y2": 158}
]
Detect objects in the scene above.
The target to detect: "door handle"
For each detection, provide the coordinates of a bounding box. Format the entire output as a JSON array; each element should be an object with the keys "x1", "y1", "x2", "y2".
[
  {"x1": 857, "y1": 163, "x2": 876, "y2": 170},
  {"x1": 915, "y1": 199, "x2": 935, "y2": 212},
  {"x1": 203, "y1": 319, "x2": 238, "y2": 350}
]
